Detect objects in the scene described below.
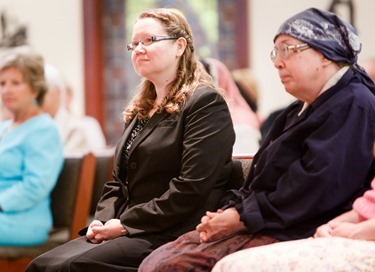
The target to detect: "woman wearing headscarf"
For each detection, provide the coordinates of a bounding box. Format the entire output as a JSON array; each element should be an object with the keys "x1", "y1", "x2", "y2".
[{"x1": 139, "y1": 7, "x2": 375, "y2": 271}]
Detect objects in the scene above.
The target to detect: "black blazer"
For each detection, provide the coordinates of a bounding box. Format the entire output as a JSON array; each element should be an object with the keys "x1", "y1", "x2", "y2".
[{"x1": 95, "y1": 86, "x2": 235, "y2": 238}]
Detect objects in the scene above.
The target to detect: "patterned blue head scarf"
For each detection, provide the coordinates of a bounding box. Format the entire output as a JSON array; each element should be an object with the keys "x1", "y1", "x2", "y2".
[{"x1": 275, "y1": 7, "x2": 375, "y2": 95}]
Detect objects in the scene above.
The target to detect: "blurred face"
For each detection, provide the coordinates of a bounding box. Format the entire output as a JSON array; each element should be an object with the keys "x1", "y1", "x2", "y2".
[
  {"x1": 42, "y1": 88, "x2": 60, "y2": 117},
  {"x1": 130, "y1": 17, "x2": 186, "y2": 83},
  {"x1": 273, "y1": 34, "x2": 326, "y2": 102},
  {"x1": 0, "y1": 67, "x2": 37, "y2": 115}
]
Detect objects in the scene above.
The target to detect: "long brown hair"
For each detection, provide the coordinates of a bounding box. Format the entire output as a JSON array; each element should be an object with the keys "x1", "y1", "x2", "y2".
[{"x1": 123, "y1": 8, "x2": 214, "y2": 122}]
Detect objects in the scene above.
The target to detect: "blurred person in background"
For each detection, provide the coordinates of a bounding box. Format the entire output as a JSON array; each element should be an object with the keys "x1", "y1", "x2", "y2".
[
  {"x1": 232, "y1": 68, "x2": 259, "y2": 114},
  {"x1": 43, "y1": 63, "x2": 90, "y2": 153},
  {"x1": 361, "y1": 57, "x2": 375, "y2": 81},
  {"x1": 64, "y1": 83, "x2": 107, "y2": 152},
  {"x1": 202, "y1": 58, "x2": 261, "y2": 154},
  {"x1": 0, "y1": 48, "x2": 64, "y2": 246}
]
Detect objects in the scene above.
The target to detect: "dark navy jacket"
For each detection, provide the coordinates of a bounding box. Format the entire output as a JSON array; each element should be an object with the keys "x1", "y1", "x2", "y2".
[{"x1": 222, "y1": 68, "x2": 375, "y2": 241}]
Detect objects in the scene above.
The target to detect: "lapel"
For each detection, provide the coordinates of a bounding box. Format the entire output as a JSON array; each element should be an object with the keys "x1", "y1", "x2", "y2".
[
  {"x1": 127, "y1": 111, "x2": 169, "y2": 157},
  {"x1": 113, "y1": 116, "x2": 138, "y2": 179},
  {"x1": 113, "y1": 111, "x2": 170, "y2": 178},
  {"x1": 283, "y1": 102, "x2": 310, "y2": 131}
]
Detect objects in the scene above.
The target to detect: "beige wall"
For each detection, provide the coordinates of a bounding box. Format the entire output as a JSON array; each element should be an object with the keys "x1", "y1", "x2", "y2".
[
  {"x1": 1, "y1": 0, "x2": 374, "y2": 119},
  {"x1": 0, "y1": 0, "x2": 84, "y2": 116}
]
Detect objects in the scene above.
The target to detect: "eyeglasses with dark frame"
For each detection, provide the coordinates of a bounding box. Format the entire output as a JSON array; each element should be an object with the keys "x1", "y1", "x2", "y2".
[
  {"x1": 270, "y1": 43, "x2": 310, "y2": 62},
  {"x1": 127, "y1": 36, "x2": 178, "y2": 51}
]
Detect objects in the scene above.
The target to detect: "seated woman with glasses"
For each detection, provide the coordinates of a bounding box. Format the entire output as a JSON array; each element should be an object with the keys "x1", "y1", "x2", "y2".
[
  {"x1": 26, "y1": 8, "x2": 235, "y2": 272},
  {"x1": 139, "y1": 7, "x2": 375, "y2": 272}
]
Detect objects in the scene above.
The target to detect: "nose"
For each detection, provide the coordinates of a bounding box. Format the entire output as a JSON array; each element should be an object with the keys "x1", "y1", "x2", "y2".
[
  {"x1": 134, "y1": 42, "x2": 145, "y2": 53},
  {"x1": 273, "y1": 54, "x2": 283, "y2": 69}
]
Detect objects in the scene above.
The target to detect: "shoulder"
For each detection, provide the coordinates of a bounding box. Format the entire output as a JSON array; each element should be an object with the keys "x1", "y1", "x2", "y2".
[
  {"x1": 341, "y1": 82, "x2": 375, "y2": 120},
  {"x1": 318, "y1": 79, "x2": 375, "y2": 116},
  {"x1": 341, "y1": 70, "x2": 375, "y2": 106},
  {"x1": 192, "y1": 85, "x2": 222, "y2": 97},
  {"x1": 27, "y1": 114, "x2": 61, "y2": 139},
  {"x1": 186, "y1": 86, "x2": 226, "y2": 108}
]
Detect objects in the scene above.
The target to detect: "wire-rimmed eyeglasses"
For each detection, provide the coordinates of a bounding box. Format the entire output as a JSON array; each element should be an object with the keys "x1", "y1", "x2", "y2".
[
  {"x1": 270, "y1": 43, "x2": 310, "y2": 62},
  {"x1": 127, "y1": 36, "x2": 178, "y2": 51}
]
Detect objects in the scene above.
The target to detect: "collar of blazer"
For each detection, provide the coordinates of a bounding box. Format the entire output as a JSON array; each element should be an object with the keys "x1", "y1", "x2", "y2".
[{"x1": 114, "y1": 111, "x2": 169, "y2": 176}]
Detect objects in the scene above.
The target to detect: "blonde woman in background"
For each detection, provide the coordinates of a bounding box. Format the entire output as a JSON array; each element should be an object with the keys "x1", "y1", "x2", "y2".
[{"x1": 0, "y1": 48, "x2": 63, "y2": 246}]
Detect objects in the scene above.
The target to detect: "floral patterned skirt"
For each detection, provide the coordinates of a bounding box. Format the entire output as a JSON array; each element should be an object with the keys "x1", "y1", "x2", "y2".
[
  {"x1": 212, "y1": 237, "x2": 375, "y2": 272},
  {"x1": 139, "y1": 230, "x2": 279, "y2": 272}
]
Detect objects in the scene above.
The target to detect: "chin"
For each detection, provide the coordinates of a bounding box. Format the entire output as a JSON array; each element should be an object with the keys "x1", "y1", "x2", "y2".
[{"x1": 283, "y1": 85, "x2": 295, "y2": 95}]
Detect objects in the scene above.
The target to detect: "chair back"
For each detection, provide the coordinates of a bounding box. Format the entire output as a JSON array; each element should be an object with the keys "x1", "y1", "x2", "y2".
[
  {"x1": 228, "y1": 154, "x2": 253, "y2": 190},
  {"x1": 51, "y1": 152, "x2": 96, "y2": 239},
  {"x1": 90, "y1": 149, "x2": 115, "y2": 215},
  {"x1": 0, "y1": 152, "x2": 96, "y2": 271}
]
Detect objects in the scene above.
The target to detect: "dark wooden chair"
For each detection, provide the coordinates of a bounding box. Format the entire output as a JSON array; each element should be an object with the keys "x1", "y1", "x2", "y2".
[
  {"x1": 0, "y1": 152, "x2": 96, "y2": 272},
  {"x1": 90, "y1": 149, "x2": 115, "y2": 216},
  {"x1": 228, "y1": 154, "x2": 254, "y2": 190}
]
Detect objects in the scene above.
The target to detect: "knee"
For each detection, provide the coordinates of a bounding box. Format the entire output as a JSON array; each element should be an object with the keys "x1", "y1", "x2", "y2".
[
  {"x1": 25, "y1": 255, "x2": 49, "y2": 272},
  {"x1": 25, "y1": 253, "x2": 77, "y2": 272}
]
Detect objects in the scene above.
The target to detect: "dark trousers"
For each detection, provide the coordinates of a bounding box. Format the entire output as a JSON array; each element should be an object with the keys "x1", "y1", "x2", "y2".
[{"x1": 26, "y1": 234, "x2": 173, "y2": 272}]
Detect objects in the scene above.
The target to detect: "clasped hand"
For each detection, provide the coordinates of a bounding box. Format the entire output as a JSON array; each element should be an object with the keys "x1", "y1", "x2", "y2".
[
  {"x1": 196, "y1": 208, "x2": 246, "y2": 243},
  {"x1": 314, "y1": 221, "x2": 358, "y2": 238},
  {"x1": 86, "y1": 219, "x2": 127, "y2": 244}
]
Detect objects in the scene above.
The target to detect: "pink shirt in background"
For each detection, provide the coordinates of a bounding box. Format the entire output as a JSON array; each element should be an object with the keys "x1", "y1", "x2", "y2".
[{"x1": 353, "y1": 177, "x2": 375, "y2": 221}]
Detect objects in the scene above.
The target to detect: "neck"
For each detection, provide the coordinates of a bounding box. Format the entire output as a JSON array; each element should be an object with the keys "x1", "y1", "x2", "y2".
[
  {"x1": 154, "y1": 86, "x2": 169, "y2": 104},
  {"x1": 13, "y1": 105, "x2": 42, "y2": 125}
]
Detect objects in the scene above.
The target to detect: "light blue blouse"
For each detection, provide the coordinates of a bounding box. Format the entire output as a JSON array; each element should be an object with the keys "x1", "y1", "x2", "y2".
[{"x1": 0, "y1": 113, "x2": 64, "y2": 246}]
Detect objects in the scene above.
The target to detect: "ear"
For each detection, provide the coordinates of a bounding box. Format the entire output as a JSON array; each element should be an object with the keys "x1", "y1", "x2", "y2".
[
  {"x1": 176, "y1": 37, "x2": 187, "y2": 57},
  {"x1": 321, "y1": 54, "x2": 332, "y2": 67}
]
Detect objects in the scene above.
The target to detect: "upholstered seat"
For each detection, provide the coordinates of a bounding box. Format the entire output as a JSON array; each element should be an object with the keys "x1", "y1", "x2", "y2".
[
  {"x1": 0, "y1": 152, "x2": 96, "y2": 271},
  {"x1": 228, "y1": 154, "x2": 253, "y2": 190}
]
